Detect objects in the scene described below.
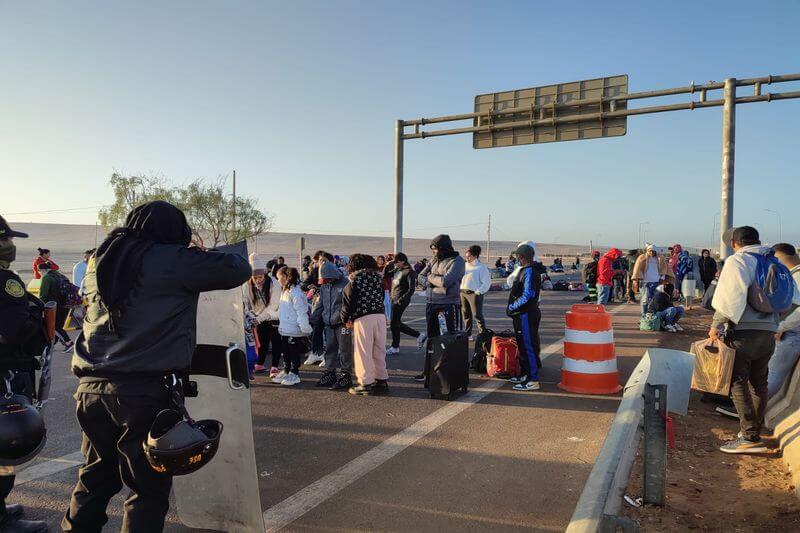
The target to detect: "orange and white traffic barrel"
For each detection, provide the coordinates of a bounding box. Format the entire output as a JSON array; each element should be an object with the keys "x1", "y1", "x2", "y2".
[{"x1": 558, "y1": 304, "x2": 622, "y2": 394}]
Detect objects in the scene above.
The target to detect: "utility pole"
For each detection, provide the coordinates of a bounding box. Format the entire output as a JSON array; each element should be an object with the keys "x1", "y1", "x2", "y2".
[
  {"x1": 720, "y1": 79, "x2": 736, "y2": 259},
  {"x1": 232, "y1": 169, "x2": 237, "y2": 234},
  {"x1": 394, "y1": 120, "x2": 404, "y2": 254},
  {"x1": 486, "y1": 214, "x2": 491, "y2": 264}
]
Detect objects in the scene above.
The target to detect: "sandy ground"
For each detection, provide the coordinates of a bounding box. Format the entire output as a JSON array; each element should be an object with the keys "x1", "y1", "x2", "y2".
[
  {"x1": 9, "y1": 222, "x2": 592, "y2": 278},
  {"x1": 621, "y1": 308, "x2": 800, "y2": 532}
]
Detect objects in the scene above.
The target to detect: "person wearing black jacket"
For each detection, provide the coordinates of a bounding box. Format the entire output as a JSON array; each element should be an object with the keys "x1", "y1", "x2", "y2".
[
  {"x1": 698, "y1": 249, "x2": 717, "y2": 293},
  {"x1": 384, "y1": 253, "x2": 423, "y2": 355},
  {"x1": 506, "y1": 244, "x2": 542, "y2": 392},
  {"x1": 647, "y1": 284, "x2": 685, "y2": 332},
  {"x1": 62, "y1": 202, "x2": 251, "y2": 533},
  {"x1": 0, "y1": 216, "x2": 49, "y2": 533},
  {"x1": 302, "y1": 251, "x2": 334, "y2": 365}
]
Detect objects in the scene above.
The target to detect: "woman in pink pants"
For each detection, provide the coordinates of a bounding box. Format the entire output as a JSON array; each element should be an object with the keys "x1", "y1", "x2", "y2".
[{"x1": 341, "y1": 254, "x2": 388, "y2": 396}]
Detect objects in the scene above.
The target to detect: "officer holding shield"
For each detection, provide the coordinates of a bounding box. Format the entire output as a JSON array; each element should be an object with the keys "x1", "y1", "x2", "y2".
[{"x1": 0, "y1": 216, "x2": 49, "y2": 533}]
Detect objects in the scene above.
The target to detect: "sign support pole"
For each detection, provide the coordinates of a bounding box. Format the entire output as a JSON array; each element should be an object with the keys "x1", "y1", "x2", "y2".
[
  {"x1": 720, "y1": 78, "x2": 736, "y2": 259},
  {"x1": 394, "y1": 119, "x2": 404, "y2": 254}
]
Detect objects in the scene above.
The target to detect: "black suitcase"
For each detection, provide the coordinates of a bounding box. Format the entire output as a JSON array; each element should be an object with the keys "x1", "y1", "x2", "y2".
[{"x1": 425, "y1": 332, "x2": 469, "y2": 400}]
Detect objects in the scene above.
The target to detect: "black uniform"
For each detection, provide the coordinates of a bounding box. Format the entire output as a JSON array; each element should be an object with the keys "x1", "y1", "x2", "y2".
[
  {"x1": 61, "y1": 202, "x2": 251, "y2": 533},
  {"x1": 0, "y1": 267, "x2": 48, "y2": 529}
]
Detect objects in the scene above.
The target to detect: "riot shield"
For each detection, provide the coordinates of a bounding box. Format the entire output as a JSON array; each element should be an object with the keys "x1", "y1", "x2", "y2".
[
  {"x1": 34, "y1": 302, "x2": 57, "y2": 410},
  {"x1": 173, "y1": 280, "x2": 265, "y2": 532}
]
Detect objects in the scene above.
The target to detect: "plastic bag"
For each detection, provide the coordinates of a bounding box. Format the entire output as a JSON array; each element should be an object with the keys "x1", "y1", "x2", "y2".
[
  {"x1": 639, "y1": 313, "x2": 662, "y2": 331},
  {"x1": 690, "y1": 339, "x2": 736, "y2": 396}
]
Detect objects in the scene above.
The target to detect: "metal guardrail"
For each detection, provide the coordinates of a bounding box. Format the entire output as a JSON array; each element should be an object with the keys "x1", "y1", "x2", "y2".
[{"x1": 565, "y1": 357, "x2": 650, "y2": 533}]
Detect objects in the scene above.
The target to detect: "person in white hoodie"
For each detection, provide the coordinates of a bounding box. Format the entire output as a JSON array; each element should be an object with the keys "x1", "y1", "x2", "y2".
[
  {"x1": 710, "y1": 226, "x2": 800, "y2": 454},
  {"x1": 273, "y1": 266, "x2": 313, "y2": 386},
  {"x1": 460, "y1": 245, "x2": 491, "y2": 340},
  {"x1": 247, "y1": 254, "x2": 283, "y2": 378}
]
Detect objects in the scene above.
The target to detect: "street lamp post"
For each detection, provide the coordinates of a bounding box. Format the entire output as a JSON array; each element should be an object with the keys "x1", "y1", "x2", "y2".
[
  {"x1": 638, "y1": 222, "x2": 650, "y2": 249},
  {"x1": 764, "y1": 209, "x2": 782, "y2": 243}
]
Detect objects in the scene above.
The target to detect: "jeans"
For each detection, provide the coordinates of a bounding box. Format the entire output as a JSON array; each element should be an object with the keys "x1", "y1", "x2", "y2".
[
  {"x1": 728, "y1": 330, "x2": 775, "y2": 441},
  {"x1": 323, "y1": 325, "x2": 354, "y2": 373},
  {"x1": 656, "y1": 306, "x2": 684, "y2": 326},
  {"x1": 768, "y1": 331, "x2": 800, "y2": 399},
  {"x1": 639, "y1": 282, "x2": 659, "y2": 316},
  {"x1": 597, "y1": 284, "x2": 612, "y2": 305},
  {"x1": 460, "y1": 291, "x2": 486, "y2": 336},
  {"x1": 390, "y1": 301, "x2": 420, "y2": 348}
]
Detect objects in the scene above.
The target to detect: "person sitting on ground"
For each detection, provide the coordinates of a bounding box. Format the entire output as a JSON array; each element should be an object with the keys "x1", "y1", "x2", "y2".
[
  {"x1": 312, "y1": 261, "x2": 354, "y2": 390},
  {"x1": 768, "y1": 243, "x2": 800, "y2": 399},
  {"x1": 273, "y1": 266, "x2": 312, "y2": 386},
  {"x1": 709, "y1": 226, "x2": 800, "y2": 454},
  {"x1": 507, "y1": 244, "x2": 542, "y2": 392},
  {"x1": 460, "y1": 245, "x2": 491, "y2": 341},
  {"x1": 495, "y1": 257, "x2": 504, "y2": 270},
  {"x1": 632, "y1": 244, "x2": 668, "y2": 316},
  {"x1": 32, "y1": 247, "x2": 59, "y2": 279},
  {"x1": 341, "y1": 254, "x2": 388, "y2": 396},
  {"x1": 647, "y1": 283, "x2": 685, "y2": 332},
  {"x1": 384, "y1": 253, "x2": 424, "y2": 355}
]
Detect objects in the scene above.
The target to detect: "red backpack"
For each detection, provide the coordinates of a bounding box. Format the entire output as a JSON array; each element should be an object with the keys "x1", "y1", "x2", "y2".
[{"x1": 487, "y1": 333, "x2": 520, "y2": 378}]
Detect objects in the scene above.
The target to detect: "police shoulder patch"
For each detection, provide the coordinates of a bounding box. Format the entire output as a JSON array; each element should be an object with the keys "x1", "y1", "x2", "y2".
[{"x1": 4, "y1": 278, "x2": 25, "y2": 298}]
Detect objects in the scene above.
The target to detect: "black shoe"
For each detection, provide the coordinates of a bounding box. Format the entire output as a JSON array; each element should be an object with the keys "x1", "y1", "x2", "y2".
[
  {"x1": 315, "y1": 371, "x2": 337, "y2": 388},
  {"x1": 348, "y1": 383, "x2": 374, "y2": 396},
  {"x1": 0, "y1": 505, "x2": 23, "y2": 521},
  {"x1": 0, "y1": 515, "x2": 48, "y2": 533},
  {"x1": 413, "y1": 373, "x2": 426, "y2": 382},
  {"x1": 373, "y1": 379, "x2": 389, "y2": 395},
  {"x1": 330, "y1": 373, "x2": 352, "y2": 391}
]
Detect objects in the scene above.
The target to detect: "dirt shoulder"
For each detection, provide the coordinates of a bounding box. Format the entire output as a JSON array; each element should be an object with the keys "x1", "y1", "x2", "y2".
[{"x1": 619, "y1": 305, "x2": 800, "y2": 531}]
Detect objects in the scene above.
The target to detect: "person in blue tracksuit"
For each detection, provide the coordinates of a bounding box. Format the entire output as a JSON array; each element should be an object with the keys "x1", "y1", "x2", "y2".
[{"x1": 506, "y1": 244, "x2": 542, "y2": 392}]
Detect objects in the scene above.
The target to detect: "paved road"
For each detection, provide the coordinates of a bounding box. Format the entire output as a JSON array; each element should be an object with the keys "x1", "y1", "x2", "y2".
[{"x1": 10, "y1": 273, "x2": 650, "y2": 532}]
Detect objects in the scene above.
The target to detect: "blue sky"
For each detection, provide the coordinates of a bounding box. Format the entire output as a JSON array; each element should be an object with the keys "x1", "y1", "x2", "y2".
[{"x1": 1, "y1": 0, "x2": 798, "y2": 248}]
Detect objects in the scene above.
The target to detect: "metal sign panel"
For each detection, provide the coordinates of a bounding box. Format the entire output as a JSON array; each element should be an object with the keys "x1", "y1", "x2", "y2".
[{"x1": 473, "y1": 75, "x2": 628, "y2": 149}]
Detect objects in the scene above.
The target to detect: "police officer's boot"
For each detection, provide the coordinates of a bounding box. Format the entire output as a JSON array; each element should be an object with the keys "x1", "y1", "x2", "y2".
[{"x1": 0, "y1": 514, "x2": 49, "y2": 533}]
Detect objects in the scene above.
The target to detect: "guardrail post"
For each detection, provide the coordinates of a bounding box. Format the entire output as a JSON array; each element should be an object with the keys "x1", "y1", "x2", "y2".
[{"x1": 643, "y1": 383, "x2": 667, "y2": 506}]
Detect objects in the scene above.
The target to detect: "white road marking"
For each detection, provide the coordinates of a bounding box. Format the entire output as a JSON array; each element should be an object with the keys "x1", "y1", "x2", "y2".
[
  {"x1": 16, "y1": 451, "x2": 84, "y2": 485},
  {"x1": 262, "y1": 303, "x2": 629, "y2": 531}
]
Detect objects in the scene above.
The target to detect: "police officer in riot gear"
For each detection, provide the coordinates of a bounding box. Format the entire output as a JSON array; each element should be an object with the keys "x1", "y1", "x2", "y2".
[
  {"x1": 0, "y1": 216, "x2": 49, "y2": 533},
  {"x1": 61, "y1": 202, "x2": 251, "y2": 533}
]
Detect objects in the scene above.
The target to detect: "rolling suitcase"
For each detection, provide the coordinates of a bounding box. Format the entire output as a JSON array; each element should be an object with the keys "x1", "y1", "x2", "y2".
[{"x1": 425, "y1": 331, "x2": 469, "y2": 400}]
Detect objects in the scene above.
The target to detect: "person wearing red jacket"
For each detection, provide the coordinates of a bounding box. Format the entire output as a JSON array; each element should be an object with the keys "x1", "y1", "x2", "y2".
[
  {"x1": 32, "y1": 247, "x2": 59, "y2": 279},
  {"x1": 597, "y1": 248, "x2": 624, "y2": 305}
]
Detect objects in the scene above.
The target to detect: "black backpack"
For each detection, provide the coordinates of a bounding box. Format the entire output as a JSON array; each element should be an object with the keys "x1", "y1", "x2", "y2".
[
  {"x1": 553, "y1": 280, "x2": 570, "y2": 291},
  {"x1": 470, "y1": 328, "x2": 493, "y2": 373},
  {"x1": 584, "y1": 261, "x2": 598, "y2": 284}
]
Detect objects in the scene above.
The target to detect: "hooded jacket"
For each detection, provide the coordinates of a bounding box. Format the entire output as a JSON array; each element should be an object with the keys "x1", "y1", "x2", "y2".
[
  {"x1": 597, "y1": 248, "x2": 623, "y2": 286},
  {"x1": 419, "y1": 235, "x2": 465, "y2": 305},
  {"x1": 311, "y1": 262, "x2": 349, "y2": 327},
  {"x1": 711, "y1": 244, "x2": 800, "y2": 332}
]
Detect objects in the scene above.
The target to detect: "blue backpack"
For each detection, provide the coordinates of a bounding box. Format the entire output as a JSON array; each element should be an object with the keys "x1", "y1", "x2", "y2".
[{"x1": 746, "y1": 252, "x2": 795, "y2": 313}]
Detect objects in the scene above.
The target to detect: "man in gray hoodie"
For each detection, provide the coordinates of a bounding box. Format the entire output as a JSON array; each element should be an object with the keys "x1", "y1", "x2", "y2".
[
  {"x1": 414, "y1": 234, "x2": 465, "y2": 382},
  {"x1": 311, "y1": 261, "x2": 353, "y2": 390}
]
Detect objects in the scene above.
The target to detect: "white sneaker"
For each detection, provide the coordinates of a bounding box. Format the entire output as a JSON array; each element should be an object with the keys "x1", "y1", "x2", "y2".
[
  {"x1": 304, "y1": 353, "x2": 323, "y2": 365},
  {"x1": 664, "y1": 325, "x2": 675, "y2": 333},
  {"x1": 513, "y1": 381, "x2": 540, "y2": 391},
  {"x1": 271, "y1": 370, "x2": 288, "y2": 384},
  {"x1": 318, "y1": 360, "x2": 326, "y2": 367},
  {"x1": 674, "y1": 324, "x2": 684, "y2": 332},
  {"x1": 386, "y1": 347, "x2": 400, "y2": 355},
  {"x1": 417, "y1": 333, "x2": 427, "y2": 351},
  {"x1": 281, "y1": 373, "x2": 301, "y2": 386}
]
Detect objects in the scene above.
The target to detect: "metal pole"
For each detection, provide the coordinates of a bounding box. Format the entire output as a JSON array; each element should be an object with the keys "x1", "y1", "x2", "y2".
[
  {"x1": 486, "y1": 214, "x2": 491, "y2": 265},
  {"x1": 394, "y1": 120, "x2": 404, "y2": 254},
  {"x1": 232, "y1": 169, "x2": 237, "y2": 234},
  {"x1": 765, "y1": 209, "x2": 782, "y2": 242},
  {"x1": 720, "y1": 79, "x2": 736, "y2": 259}
]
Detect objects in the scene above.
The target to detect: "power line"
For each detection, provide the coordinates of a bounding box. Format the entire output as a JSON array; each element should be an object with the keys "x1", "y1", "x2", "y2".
[{"x1": 4, "y1": 205, "x2": 108, "y2": 216}]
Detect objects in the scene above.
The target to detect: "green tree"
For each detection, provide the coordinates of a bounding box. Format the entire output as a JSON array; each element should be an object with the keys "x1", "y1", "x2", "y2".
[{"x1": 99, "y1": 173, "x2": 272, "y2": 247}]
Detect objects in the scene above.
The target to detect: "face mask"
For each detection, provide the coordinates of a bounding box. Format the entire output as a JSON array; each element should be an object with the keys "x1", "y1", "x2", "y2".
[{"x1": 0, "y1": 240, "x2": 16, "y2": 266}]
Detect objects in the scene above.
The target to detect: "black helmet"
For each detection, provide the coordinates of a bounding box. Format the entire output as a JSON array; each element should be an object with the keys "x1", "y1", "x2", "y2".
[
  {"x1": 143, "y1": 409, "x2": 222, "y2": 476},
  {"x1": 0, "y1": 393, "x2": 46, "y2": 466}
]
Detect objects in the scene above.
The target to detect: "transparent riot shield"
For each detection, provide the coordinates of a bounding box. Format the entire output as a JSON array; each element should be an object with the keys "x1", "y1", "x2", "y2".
[{"x1": 173, "y1": 282, "x2": 264, "y2": 532}]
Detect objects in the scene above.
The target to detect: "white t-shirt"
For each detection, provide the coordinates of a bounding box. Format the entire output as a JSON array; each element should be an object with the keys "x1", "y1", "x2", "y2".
[{"x1": 644, "y1": 257, "x2": 660, "y2": 283}]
